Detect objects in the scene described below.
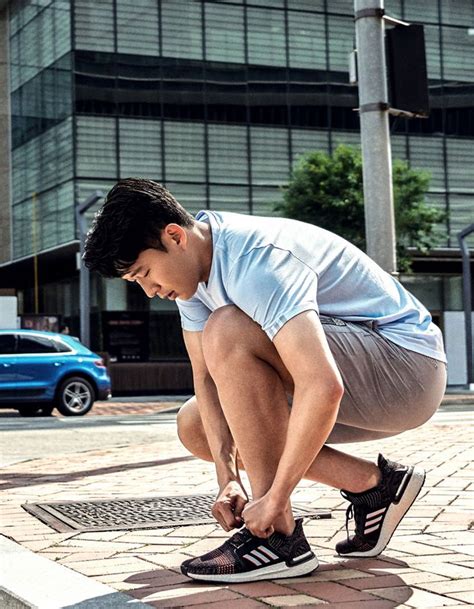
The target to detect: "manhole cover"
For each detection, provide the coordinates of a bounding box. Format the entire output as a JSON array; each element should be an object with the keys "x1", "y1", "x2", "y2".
[{"x1": 22, "y1": 494, "x2": 330, "y2": 533}]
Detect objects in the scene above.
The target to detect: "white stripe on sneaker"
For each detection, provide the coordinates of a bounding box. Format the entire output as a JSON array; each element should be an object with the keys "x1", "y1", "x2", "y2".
[
  {"x1": 365, "y1": 514, "x2": 383, "y2": 527},
  {"x1": 243, "y1": 553, "x2": 262, "y2": 567},
  {"x1": 366, "y1": 507, "x2": 386, "y2": 519},
  {"x1": 251, "y1": 549, "x2": 270, "y2": 564},
  {"x1": 365, "y1": 523, "x2": 381, "y2": 535},
  {"x1": 395, "y1": 470, "x2": 410, "y2": 499},
  {"x1": 292, "y1": 550, "x2": 313, "y2": 563},
  {"x1": 257, "y1": 546, "x2": 279, "y2": 560}
]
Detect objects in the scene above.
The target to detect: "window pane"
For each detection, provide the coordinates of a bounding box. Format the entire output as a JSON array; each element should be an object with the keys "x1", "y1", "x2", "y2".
[
  {"x1": 76, "y1": 116, "x2": 118, "y2": 179},
  {"x1": 288, "y1": 1, "x2": 325, "y2": 11},
  {"x1": 0, "y1": 335, "x2": 16, "y2": 354},
  {"x1": 164, "y1": 121, "x2": 205, "y2": 181},
  {"x1": 391, "y1": 134, "x2": 407, "y2": 162},
  {"x1": 247, "y1": 8, "x2": 286, "y2": 67},
  {"x1": 447, "y1": 138, "x2": 474, "y2": 190},
  {"x1": 18, "y1": 335, "x2": 56, "y2": 354},
  {"x1": 325, "y1": 0, "x2": 352, "y2": 15},
  {"x1": 331, "y1": 130, "x2": 360, "y2": 148},
  {"x1": 384, "y1": 1, "x2": 403, "y2": 19},
  {"x1": 291, "y1": 129, "x2": 330, "y2": 165},
  {"x1": 441, "y1": 0, "x2": 473, "y2": 26},
  {"x1": 288, "y1": 11, "x2": 326, "y2": 70},
  {"x1": 165, "y1": 182, "x2": 207, "y2": 215},
  {"x1": 208, "y1": 124, "x2": 248, "y2": 184},
  {"x1": 209, "y1": 185, "x2": 250, "y2": 214},
  {"x1": 404, "y1": 4, "x2": 440, "y2": 23},
  {"x1": 252, "y1": 185, "x2": 283, "y2": 216},
  {"x1": 74, "y1": 0, "x2": 115, "y2": 52},
  {"x1": 162, "y1": 1, "x2": 203, "y2": 60},
  {"x1": 119, "y1": 118, "x2": 162, "y2": 178},
  {"x1": 116, "y1": 0, "x2": 159, "y2": 56},
  {"x1": 205, "y1": 3, "x2": 245, "y2": 63},
  {"x1": 328, "y1": 15, "x2": 354, "y2": 72},
  {"x1": 442, "y1": 25, "x2": 474, "y2": 83},
  {"x1": 251, "y1": 127, "x2": 289, "y2": 185},
  {"x1": 409, "y1": 136, "x2": 445, "y2": 190},
  {"x1": 56, "y1": 181, "x2": 75, "y2": 244},
  {"x1": 424, "y1": 25, "x2": 441, "y2": 80}
]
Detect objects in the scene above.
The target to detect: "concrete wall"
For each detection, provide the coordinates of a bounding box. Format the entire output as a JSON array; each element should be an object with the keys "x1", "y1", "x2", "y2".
[
  {"x1": 0, "y1": 6, "x2": 11, "y2": 265},
  {"x1": 444, "y1": 311, "x2": 474, "y2": 386}
]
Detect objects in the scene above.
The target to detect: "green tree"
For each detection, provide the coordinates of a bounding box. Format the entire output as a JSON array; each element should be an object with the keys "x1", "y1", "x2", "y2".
[{"x1": 276, "y1": 144, "x2": 445, "y2": 272}]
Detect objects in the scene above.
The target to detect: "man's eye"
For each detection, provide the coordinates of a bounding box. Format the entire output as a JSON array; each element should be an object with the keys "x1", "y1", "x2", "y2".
[{"x1": 144, "y1": 270, "x2": 150, "y2": 277}]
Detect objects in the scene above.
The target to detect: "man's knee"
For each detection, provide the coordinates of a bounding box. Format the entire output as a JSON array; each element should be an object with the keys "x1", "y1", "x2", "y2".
[
  {"x1": 202, "y1": 306, "x2": 257, "y2": 370},
  {"x1": 176, "y1": 397, "x2": 212, "y2": 461}
]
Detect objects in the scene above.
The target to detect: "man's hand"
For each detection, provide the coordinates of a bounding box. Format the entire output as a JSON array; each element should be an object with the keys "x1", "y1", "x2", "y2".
[
  {"x1": 212, "y1": 480, "x2": 248, "y2": 531},
  {"x1": 241, "y1": 492, "x2": 284, "y2": 538}
]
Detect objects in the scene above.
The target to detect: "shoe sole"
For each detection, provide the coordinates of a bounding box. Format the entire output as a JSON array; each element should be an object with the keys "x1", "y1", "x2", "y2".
[
  {"x1": 338, "y1": 466, "x2": 426, "y2": 558},
  {"x1": 182, "y1": 554, "x2": 319, "y2": 583}
]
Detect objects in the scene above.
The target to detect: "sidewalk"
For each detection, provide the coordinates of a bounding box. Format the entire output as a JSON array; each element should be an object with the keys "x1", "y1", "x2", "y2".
[{"x1": 1, "y1": 410, "x2": 473, "y2": 608}]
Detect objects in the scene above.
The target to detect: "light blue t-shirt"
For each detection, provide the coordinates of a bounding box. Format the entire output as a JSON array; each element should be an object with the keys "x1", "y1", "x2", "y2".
[{"x1": 177, "y1": 211, "x2": 446, "y2": 363}]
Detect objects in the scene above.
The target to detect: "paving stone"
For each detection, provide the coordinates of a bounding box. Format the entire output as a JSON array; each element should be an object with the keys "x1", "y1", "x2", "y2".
[
  {"x1": 227, "y1": 582, "x2": 298, "y2": 597},
  {"x1": 446, "y1": 590, "x2": 474, "y2": 603},
  {"x1": 264, "y1": 593, "x2": 324, "y2": 606},
  {"x1": 370, "y1": 586, "x2": 463, "y2": 606},
  {"x1": 289, "y1": 581, "x2": 376, "y2": 603}
]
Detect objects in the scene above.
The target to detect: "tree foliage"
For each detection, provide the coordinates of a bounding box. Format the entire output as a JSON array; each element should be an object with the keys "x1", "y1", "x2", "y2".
[{"x1": 276, "y1": 145, "x2": 445, "y2": 272}]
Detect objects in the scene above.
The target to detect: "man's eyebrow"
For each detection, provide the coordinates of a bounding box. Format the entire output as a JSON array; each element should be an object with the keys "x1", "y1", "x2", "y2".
[{"x1": 129, "y1": 266, "x2": 144, "y2": 279}]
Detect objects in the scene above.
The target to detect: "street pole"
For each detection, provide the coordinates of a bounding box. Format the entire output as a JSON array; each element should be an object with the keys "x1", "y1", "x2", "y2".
[
  {"x1": 354, "y1": 0, "x2": 397, "y2": 274},
  {"x1": 76, "y1": 191, "x2": 104, "y2": 347},
  {"x1": 458, "y1": 224, "x2": 474, "y2": 390}
]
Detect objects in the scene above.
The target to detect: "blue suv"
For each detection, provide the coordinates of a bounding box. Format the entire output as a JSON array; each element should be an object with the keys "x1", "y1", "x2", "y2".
[{"x1": 0, "y1": 330, "x2": 111, "y2": 416}]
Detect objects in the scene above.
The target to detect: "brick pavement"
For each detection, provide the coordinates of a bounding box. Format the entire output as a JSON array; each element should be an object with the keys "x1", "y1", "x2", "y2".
[{"x1": 0, "y1": 412, "x2": 473, "y2": 608}]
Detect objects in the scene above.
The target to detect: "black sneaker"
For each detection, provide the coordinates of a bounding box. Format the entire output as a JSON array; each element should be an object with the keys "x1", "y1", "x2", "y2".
[
  {"x1": 181, "y1": 518, "x2": 318, "y2": 583},
  {"x1": 336, "y1": 454, "x2": 425, "y2": 558}
]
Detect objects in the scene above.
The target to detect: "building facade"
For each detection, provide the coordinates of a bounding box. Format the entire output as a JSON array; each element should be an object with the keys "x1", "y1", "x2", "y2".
[{"x1": 0, "y1": 0, "x2": 473, "y2": 385}]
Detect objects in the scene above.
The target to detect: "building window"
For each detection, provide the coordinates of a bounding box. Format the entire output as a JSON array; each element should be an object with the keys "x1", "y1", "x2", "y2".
[
  {"x1": 247, "y1": 7, "x2": 286, "y2": 67},
  {"x1": 119, "y1": 118, "x2": 162, "y2": 178},
  {"x1": 162, "y1": 1, "x2": 203, "y2": 60},
  {"x1": 116, "y1": 0, "x2": 159, "y2": 56},
  {"x1": 164, "y1": 121, "x2": 206, "y2": 182},
  {"x1": 208, "y1": 124, "x2": 248, "y2": 184},
  {"x1": 76, "y1": 116, "x2": 118, "y2": 179},
  {"x1": 205, "y1": 3, "x2": 245, "y2": 64}
]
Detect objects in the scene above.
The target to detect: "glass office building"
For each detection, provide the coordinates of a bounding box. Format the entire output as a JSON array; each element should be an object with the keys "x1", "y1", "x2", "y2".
[{"x1": 1, "y1": 0, "x2": 473, "y2": 376}]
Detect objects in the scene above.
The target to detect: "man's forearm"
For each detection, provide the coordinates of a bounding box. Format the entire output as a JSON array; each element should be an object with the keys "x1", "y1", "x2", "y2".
[
  {"x1": 269, "y1": 385, "x2": 342, "y2": 504},
  {"x1": 194, "y1": 373, "x2": 240, "y2": 488}
]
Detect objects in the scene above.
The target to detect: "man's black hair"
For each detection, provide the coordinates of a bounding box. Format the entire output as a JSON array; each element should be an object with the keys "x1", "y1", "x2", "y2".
[{"x1": 83, "y1": 178, "x2": 194, "y2": 278}]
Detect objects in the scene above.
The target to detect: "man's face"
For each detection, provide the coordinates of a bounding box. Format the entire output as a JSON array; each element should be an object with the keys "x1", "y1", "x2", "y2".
[{"x1": 122, "y1": 225, "x2": 200, "y2": 301}]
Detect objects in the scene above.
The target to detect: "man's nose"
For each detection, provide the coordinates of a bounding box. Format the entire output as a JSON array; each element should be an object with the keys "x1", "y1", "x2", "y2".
[{"x1": 137, "y1": 279, "x2": 156, "y2": 299}]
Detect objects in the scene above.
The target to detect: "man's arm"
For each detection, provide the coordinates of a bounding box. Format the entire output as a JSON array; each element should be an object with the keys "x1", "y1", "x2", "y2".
[
  {"x1": 270, "y1": 310, "x2": 344, "y2": 499},
  {"x1": 242, "y1": 311, "x2": 344, "y2": 535},
  {"x1": 183, "y1": 330, "x2": 248, "y2": 529}
]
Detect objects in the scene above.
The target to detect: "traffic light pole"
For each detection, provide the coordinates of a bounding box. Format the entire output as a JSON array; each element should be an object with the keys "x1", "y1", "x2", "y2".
[
  {"x1": 76, "y1": 191, "x2": 104, "y2": 347},
  {"x1": 354, "y1": 0, "x2": 397, "y2": 275}
]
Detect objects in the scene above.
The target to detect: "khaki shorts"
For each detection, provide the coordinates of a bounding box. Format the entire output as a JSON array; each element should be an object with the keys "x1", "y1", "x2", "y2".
[{"x1": 318, "y1": 316, "x2": 447, "y2": 444}]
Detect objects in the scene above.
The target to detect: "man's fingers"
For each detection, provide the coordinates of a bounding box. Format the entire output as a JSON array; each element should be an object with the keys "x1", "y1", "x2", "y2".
[
  {"x1": 212, "y1": 502, "x2": 239, "y2": 531},
  {"x1": 233, "y1": 495, "x2": 247, "y2": 523}
]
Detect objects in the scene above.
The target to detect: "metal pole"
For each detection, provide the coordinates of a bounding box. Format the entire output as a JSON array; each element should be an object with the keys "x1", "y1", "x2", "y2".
[
  {"x1": 76, "y1": 191, "x2": 104, "y2": 347},
  {"x1": 458, "y1": 224, "x2": 474, "y2": 390},
  {"x1": 354, "y1": 0, "x2": 397, "y2": 274}
]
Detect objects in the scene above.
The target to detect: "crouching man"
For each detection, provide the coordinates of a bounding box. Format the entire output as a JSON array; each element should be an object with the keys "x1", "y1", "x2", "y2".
[{"x1": 84, "y1": 178, "x2": 447, "y2": 584}]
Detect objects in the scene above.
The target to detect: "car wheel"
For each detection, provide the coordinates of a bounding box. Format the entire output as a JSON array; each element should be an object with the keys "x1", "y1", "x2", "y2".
[
  {"x1": 18, "y1": 404, "x2": 54, "y2": 417},
  {"x1": 56, "y1": 376, "x2": 95, "y2": 416}
]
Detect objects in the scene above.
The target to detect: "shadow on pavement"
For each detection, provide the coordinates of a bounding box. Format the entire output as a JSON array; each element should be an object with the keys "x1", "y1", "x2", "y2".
[
  {"x1": 121, "y1": 561, "x2": 413, "y2": 607},
  {"x1": 0, "y1": 455, "x2": 195, "y2": 490}
]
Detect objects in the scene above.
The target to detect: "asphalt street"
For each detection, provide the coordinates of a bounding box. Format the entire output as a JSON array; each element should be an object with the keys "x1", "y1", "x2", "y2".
[
  {"x1": 0, "y1": 411, "x2": 180, "y2": 467},
  {"x1": 1, "y1": 402, "x2": 473, "y2": 469}
]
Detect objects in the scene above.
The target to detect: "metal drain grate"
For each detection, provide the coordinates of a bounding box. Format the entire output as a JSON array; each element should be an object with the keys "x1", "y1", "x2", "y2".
[{"x1": 22, "y1": 494, "x2": 330, "y2": 533}]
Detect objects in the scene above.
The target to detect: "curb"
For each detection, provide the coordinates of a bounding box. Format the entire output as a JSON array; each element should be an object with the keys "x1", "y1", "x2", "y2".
[{"x1": 0, "y1": 535, "x2": 153, "y2": 609}]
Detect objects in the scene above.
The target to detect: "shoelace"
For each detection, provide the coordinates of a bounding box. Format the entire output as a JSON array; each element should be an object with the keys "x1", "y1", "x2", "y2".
[
  {"x1": 344, "y1": 503, "x2": 367, "y2": 540},
  {"x1": 228, "y1": 527, "x2": 253, "y2": 548}
]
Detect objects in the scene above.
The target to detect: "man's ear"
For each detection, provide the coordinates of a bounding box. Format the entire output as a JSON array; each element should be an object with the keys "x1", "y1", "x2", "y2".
[{"x1": 164, "y1": 224, "x2": 187, "y2": 249}]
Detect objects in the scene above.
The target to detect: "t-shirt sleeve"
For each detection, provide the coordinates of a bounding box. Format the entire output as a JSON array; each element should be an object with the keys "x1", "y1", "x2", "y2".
[
  {"x1": 227, "y1": 246, "x2": 319, "y2": 340},
  {"x1": 176, "y1": 295, "x2": 212, "y2": 332}
]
